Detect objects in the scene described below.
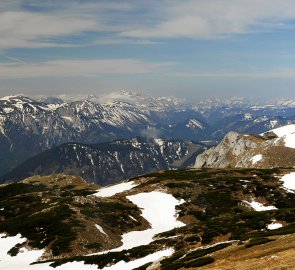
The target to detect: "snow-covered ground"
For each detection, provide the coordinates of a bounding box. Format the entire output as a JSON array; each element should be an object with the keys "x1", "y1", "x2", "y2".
[
  {"x1": 1, "y1": 190, "x2": 183, "y2": 270},
  {"x1": 94, "y1": 181, "x2": 138, "y2": 197},
  {"x1": 270, "y1": 124, "x2": 295, "y2": 149},
  {"x1": 99, "y1": 248, "x2": 173, "y2": 270},
  {"x1": 0, "y1": 234, "x2": 173, "y2": 270},
  {"x1": 243, "y1": 200, "x2": 277, "y2": 211},
  {"x1": 94, "y1": 183, "x2": 186, "y2": 251},
  {"x1": 110, "y1": 191, "x2": 185, "y2": 251},
  {"x1": 250, "y1": 154, "x2": 262, "y2": 164},
  {"x1": 280, "y1": 172, "x2": 295, "y2": 193},
  {"x1": 267, "y1": 222, "x2": 283, "y2": 230},
  {"x1": 0, "y1": 234, "x2": 47, "y2": 270}
]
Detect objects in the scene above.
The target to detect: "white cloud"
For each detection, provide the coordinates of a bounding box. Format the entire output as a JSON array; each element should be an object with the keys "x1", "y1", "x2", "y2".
[
  {"x1": 0, "y1": 11, "x2": 99, "y2": 49},
  {"x1": 0, "y1": 1, "x2": 136, "y2": 49},
  {"x1": 2, "y1": 0, "x2": 295, "y2": 49},
  {"x1": 0, "y1": 59, "x2": 173, "y2": 79},
  {"x1": 121, "y1": 0, "x2": 295, "y2": 38}
]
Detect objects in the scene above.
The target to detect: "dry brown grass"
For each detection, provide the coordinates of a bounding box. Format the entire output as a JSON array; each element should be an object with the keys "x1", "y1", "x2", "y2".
[{"x1": 196, "y1": 234, "x2": 295, "y2": 270}]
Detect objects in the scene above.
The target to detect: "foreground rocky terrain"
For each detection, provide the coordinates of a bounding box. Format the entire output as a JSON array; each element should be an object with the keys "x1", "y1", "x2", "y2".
[{"x1": 1, "y1": 168, "x2": 295, "y2": 269}]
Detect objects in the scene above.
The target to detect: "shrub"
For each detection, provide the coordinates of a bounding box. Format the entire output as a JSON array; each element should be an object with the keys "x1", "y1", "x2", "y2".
[
  {"x1": 184, "y1": 256, "x2": 214, "y2": 268},
  {"x1": 245, "y1": 237, "x2": 274, "y2": 248}
]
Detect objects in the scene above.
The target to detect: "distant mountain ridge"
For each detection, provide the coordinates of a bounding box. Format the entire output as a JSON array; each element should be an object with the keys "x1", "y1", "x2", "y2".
[
  {"x1": 0, "y1": 91, "x2": 294, "y2": 177},
  {"x1": 0, "y1": 137, "x2": 207, "y2": 185}
]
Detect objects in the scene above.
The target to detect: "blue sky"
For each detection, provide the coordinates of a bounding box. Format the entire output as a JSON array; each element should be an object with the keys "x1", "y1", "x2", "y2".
[{"x1": 1, "y1": 0, "x2": 295, "y2": 101}]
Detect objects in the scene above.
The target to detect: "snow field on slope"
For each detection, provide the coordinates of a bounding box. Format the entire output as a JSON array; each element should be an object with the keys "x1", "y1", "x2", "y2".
[
  {"x1": 94, "y1": 181, "x2": 138, "y2": 197},
  {"x1": 270, "y1": 124, "x2": 295, "y2": 149},
  {"x1": 280, "y1": 172, "x2": 295, "y2": 193},
  {"x1": 267, "y1": 222, "x2": 283, "y2": 230},
  {"x1": 250, "y1": 154, "x2": 262, "y2": 164},
  {"x1": 111, "y1": 191, "x2": 185, "y2": 252},
  {"x1": 242, "y1": 200, "x2": 277, "y2": 211},
  {"x1": 1, "y1": 185, "x2": 184, "y2": 269},
  {"x1": 0, "y1": 234, "x2": 47, "y2": 270},
  {"x1": 99, "y1": 248, "x2": 173, "y2": 270},
  {"x1": 0, "y1": 234, "x2": 173, "y2": 270}
]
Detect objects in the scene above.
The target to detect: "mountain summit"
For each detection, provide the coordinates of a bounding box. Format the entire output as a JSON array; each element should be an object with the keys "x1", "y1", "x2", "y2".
[{"x1": 194, "y1": 124, "x2": 295, "y2": 169}]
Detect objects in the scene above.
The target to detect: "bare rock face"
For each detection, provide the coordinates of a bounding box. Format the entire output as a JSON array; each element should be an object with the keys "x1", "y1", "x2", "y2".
[
  {"x1": 194, "y1": 131, "x2": 259, "y2": 168},
  {"x1": 194, "y1": 125, "x2": 295, "y2": 169}
]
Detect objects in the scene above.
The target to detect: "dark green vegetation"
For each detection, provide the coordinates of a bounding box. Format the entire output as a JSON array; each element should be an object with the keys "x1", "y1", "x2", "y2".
[
  {"x1": 0, "y1": 138, "x2": 207, "y2": 186},
  {"x1": 46, "y1": 244, "x2": 160, "y2": 268},
  {"x1": 0, "y1": 174, "x2": 145, "y2": 258},
  {"x1": 142, "y1": 168, "x2": 295, "y2": 243},
  {"x1": 1, "y1": 168, "x2": 295, "y2": 269},
  {"x1": 245, "y1": 237, "x2": 274, "y2": 248},
  {"x1": 160, "y1": 242, "x2": 229, "y2": 270}
]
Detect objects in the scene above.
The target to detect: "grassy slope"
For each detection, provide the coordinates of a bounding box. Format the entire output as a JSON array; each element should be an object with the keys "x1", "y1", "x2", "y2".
[
  {"x1": 199, "y1": 234, "x2": 295, "y2": 270},
  {"x1": 1, "y1": 168, "x2": 295, "y2": 269}
]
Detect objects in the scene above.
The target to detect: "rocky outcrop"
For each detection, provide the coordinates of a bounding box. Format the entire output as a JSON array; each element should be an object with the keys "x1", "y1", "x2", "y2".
[{"x1": 194, "y1": 125, "x2": 295, "y2": 168}]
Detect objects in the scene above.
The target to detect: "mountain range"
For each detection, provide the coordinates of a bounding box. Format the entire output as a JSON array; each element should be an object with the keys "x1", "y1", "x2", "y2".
[
  {"x1": 0, "y1": 91, "x2": 294, "y2": 179},
  {"x1": 0, "y1": 137, "x2": 206, "y2": 185}
]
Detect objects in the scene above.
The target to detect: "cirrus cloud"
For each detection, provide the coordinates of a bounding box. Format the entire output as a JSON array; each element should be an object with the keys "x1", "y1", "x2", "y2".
[
  {"x1": 121, "y1": 0, "x2": 295, "y2": 39},
  {"x1": 2, "y1": 0, "x2": 295, "y2": 49},
  {"x1": 0, "y1": 58, "x2": 173, "y2": 79}
]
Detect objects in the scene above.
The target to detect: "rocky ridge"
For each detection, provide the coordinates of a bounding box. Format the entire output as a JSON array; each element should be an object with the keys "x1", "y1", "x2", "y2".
[
  {"x1": 0, "y1": 137, "x2": 207, "y2": 185},
  {"x1": 194, "y1": 124, "x2": 295, "y2": 169}
]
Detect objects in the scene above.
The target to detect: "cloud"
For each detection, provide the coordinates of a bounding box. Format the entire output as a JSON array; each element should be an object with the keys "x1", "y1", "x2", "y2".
[
  {"x1": 3, "y1": 1, "x2": 295, "y2": 49},
  {"x1": 0, "y1": 1, "x2": 136, "y2": 49},
  {"x1": 94, "y1": 38, "x2": 158, "y2": 45},
  {"x1": 121, "y1": 0, "x2": 295, "y2": 39},
  {"x1": 0, "y1": 59, "x2": 173, "y2": 79},
  {"x1": 0, "y1": 11, "x2": 100, "y2": 49},
  {"x1": 98, "y1": 91, "x2": 137, "y2": 104},
  {"x1": 140, "y1": 127, "x2": 162, "y2": 139}
]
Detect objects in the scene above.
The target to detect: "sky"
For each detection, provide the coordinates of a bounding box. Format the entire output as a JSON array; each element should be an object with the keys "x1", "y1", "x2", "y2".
[{"x1": 1, "y1": 0, "x2": 295, "y2": 101}]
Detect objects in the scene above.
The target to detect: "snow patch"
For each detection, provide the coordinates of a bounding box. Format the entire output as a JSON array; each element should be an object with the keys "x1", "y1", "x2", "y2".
[
  {"x1": 94, "y1": 181, "x2": 138, "y2": 197},
  {"x1": 186, "y1": 119, "x2": 204, "y2": 129},
  {"x1": 269, "y1": 124, "x2": 295, "y2": 149},
  {"x1": 95, "y1": 224, "x2": 108, "y2": 236},
  {"x1": 0, "y1": 234, "x2": 47, "y2": 270},
  {"x1": 244, "y1": 113, "x2": 253, "y2": 120},
  {"x1": 2, "y1": 107, "x2": 14, "y2": 113},
  {"x1": 280, "y1": 172, "x2": 295, "y2": 193},
  {"x1": 154, "y1": 138, "x2": 164, "y2": 146},
  {"x1": 62, "y1": 116, "x2": 74, "y2": 123},
  {"x1": 0, "y1": 233, "x2": 172, "y2": 270},
  {"x1": 250, "y1": 154, "x2": 263, "y2": 164},
  {"x1": 100, "y1": 248, "x2": 173, "y2": 270},
  {"x1": 109, "y1": 191, "x2": 185, "y2": 251},
  {"x1": 243, "y1": 200, "x2": 277, "y2": 211},
  {"x1": 267, "y1": 222, "x2": 283, "y2": 230}
]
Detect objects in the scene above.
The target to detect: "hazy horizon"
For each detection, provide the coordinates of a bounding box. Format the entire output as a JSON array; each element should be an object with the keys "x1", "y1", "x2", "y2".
[{"x1": 1, "y1": 1, "x2": 295, "y2": 101}]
